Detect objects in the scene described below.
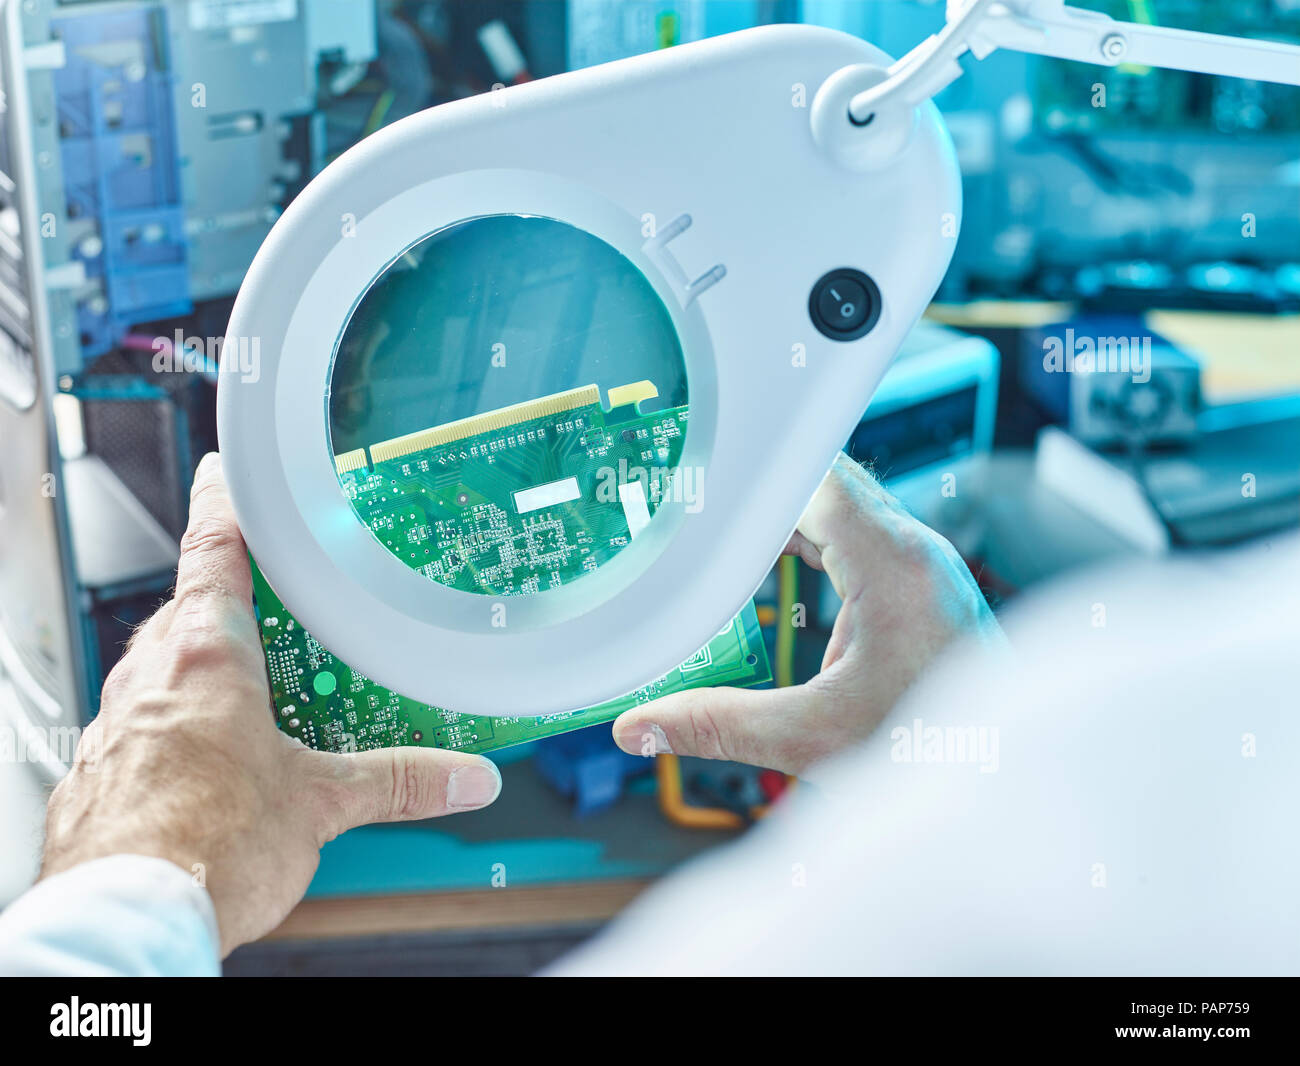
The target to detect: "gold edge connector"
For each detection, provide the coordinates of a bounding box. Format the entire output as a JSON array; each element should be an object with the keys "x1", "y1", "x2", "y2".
[
  {"x1": 333, "y1": 448, "x2": 369, "y2": 475},
  {"x1": 368, "y1": 383, "x2": 603, "y2": 463}
]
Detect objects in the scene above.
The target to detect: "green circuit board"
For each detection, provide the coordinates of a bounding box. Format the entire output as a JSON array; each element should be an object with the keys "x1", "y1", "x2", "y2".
[{"x1": 252, "y1": 381, "x2": 771, "y2": 756}]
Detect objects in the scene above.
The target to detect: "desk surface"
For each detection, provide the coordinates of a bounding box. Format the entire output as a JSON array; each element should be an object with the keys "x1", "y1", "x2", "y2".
[
  {"x1": 271, "y1": 877, "x2": 650, "y2": 941},
  {"x1": 302, "y1": 754, "x2": 738, "y2": 900}
]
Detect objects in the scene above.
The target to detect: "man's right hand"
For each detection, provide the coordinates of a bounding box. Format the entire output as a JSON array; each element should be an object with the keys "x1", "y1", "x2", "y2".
[{"x1": 611, "y1": 453, "x2": 1004, "y2": 776}]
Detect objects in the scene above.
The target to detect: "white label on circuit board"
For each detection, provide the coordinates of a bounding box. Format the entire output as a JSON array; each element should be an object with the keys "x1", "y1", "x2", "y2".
[
  {"x1": 514, "y1": 476, "x2": 581, "y2": 515},
  {"x1": 618, "y1": 480, "x2": 652, "y2": 539}
]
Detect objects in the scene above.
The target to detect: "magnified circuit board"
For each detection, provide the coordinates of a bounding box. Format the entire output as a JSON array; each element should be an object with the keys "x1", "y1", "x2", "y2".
[{"x1": 251, "y1": 380, "x2": 771, "y2": 756}]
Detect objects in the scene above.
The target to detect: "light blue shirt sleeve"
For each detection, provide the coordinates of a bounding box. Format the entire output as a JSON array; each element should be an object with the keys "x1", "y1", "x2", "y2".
[{"x1": 0, "y1": 855, "x2": 220, "y2": 977}]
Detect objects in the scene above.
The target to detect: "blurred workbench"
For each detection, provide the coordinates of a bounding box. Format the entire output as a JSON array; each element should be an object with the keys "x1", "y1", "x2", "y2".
[{"x1": 977, "y1": 449, "x2": 1137, "y2": 587}]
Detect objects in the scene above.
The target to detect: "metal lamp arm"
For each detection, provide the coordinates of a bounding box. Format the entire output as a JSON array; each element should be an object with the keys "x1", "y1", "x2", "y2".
[{"x1": 848, "y1": 0, "x2": 1300, "y2": 126}]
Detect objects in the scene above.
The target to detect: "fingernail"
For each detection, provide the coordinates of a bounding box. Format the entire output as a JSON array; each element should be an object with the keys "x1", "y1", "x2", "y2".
[
  {"x1": 619, "y1": 722, "x2": 672, "y2": 756},
  {"x1": 447, "y1": 761, "x2": 502, "y2": 810},
  {"x1": 647, "y1": 724, "x2": 673, "y2": 755}
]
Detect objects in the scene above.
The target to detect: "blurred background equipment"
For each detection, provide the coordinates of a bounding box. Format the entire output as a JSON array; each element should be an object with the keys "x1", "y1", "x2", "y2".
[{"x1": 1, "y1": 0, "x2": 1297, "y2": 973}]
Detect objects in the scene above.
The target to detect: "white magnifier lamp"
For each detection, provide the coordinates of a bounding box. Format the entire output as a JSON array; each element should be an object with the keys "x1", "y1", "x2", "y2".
[{"x1": 217, "y1": 2, "x2": 1300, "y2": 718}]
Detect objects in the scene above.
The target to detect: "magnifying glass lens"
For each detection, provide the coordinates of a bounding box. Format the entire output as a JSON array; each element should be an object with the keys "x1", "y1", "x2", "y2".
[{"x1": 326, "y1": 214, "x2": 690, "y2": 603}]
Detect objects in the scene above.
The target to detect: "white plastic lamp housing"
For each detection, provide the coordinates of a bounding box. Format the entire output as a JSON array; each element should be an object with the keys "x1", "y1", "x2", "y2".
[
  {"x1": 812, "y1": 64, "x2": 920, "y2": 171},
  {"x1": 216, "y1": 25, "x2": 961, "y2": 717}
]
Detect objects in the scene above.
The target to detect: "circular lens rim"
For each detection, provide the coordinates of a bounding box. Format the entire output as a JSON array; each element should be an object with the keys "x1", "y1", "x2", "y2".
[{"x1": 220, "y1": 167, "x2": 721, "y2": 715}]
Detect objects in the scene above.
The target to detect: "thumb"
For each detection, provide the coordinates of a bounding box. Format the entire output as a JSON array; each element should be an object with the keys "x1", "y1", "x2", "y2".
[
  {"x1": 176, "y1": 452, "x2": 254, "y2": 612},
  {"x1": 304, "y1": 747, "x2": 502, "y2": 838},
  {"x1": 612, "y1": 684, "x2": 822, "y2": 774}
]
